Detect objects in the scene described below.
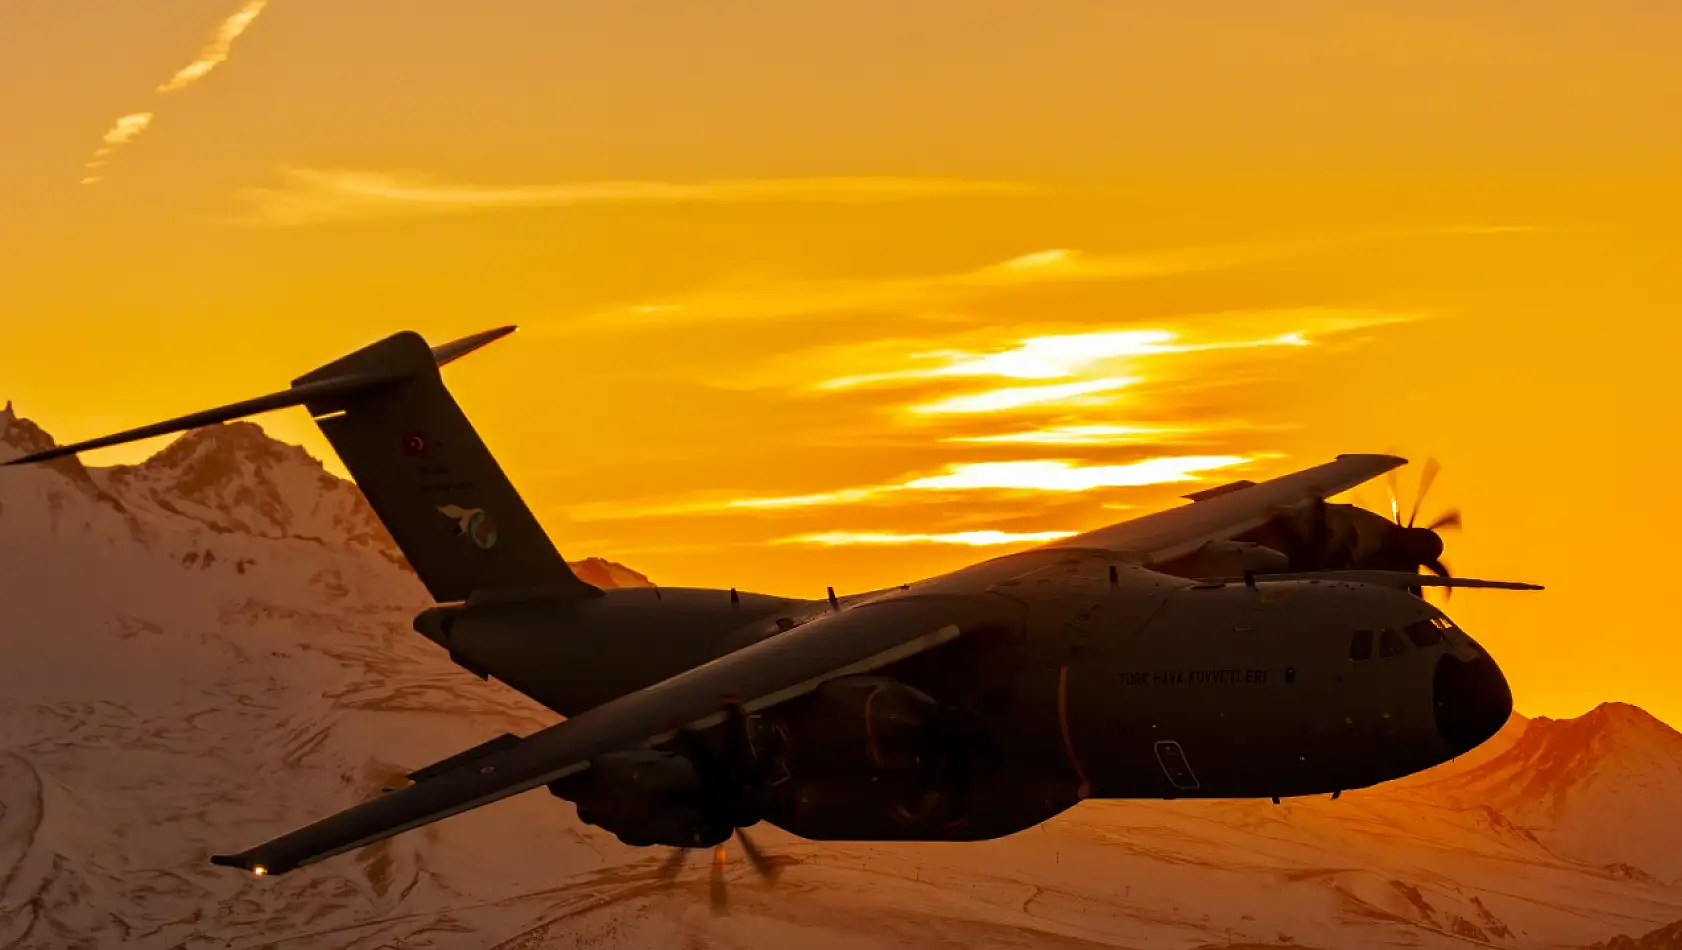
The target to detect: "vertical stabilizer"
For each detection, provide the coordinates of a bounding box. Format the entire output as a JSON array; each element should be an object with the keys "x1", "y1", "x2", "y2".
[{"x1": 292, "y1": 330, "x2": 593, "y2": 603}]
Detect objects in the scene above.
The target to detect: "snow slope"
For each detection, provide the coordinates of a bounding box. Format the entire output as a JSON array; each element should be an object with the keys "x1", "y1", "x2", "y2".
[{"x1": 0, "y1": 408, "x2": 1678, "y2": 950}]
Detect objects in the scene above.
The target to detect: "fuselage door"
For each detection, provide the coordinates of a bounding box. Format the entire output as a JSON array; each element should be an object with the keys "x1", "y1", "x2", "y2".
[{"x1": 1154, "y1": 740, "x2": 1201, "y2": 791}]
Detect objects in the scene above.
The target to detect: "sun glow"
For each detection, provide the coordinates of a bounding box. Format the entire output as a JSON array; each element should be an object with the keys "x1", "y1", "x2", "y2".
[
  {"x1": 909, "y1": 378, "x2": 1139, "y2": 414},
  {"x1": 778, "y1": 530, "x2": 1077, "y2": 547},
  {"x1": 944, "y1": 424, "x2": 1203, "y2": 445}
]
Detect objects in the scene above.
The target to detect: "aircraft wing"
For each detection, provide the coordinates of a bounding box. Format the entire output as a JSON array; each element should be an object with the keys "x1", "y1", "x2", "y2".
[
  {"x1": 211, "y1": 594, "x2": 975, "y2": 876},
  {"x1": 1046, "y1": 454, "x2": 1407, "y2": 566}
]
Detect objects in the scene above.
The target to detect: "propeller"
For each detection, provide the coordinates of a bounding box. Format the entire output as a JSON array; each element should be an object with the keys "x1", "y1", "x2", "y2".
[
  {"x1": 1275, "y1": 495, "x2": 1359, "y2": 571},
  {"x1": 1385, "y1": 457, "x2": 1464, "y2": 598},
  {"x1": 657, "y1": 828, "x2": 783, "y2": 915},
  {"x1": 658, "y1": 697, "x2": 789, "y2": 914}
]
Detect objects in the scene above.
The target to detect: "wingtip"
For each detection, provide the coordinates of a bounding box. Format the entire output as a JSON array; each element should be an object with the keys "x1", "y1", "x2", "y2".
[
  {"x1": 1337, "y1": 452, "x2": 1409, "y2": 469},
  {"x1": 210, "y1": 853, "x2": 280, "y2": 876}
]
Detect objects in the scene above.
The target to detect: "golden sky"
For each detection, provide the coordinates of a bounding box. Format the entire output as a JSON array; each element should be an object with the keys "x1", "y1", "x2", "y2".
[{"x1": 2, "y1": 1, "x2": 1680, "y2": 726}]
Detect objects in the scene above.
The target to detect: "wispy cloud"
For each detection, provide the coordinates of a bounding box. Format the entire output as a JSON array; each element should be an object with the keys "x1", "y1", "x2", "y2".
[
  {"x1": 576, "y1": 244, "x2": 1294, "y2": 333},
  {"x1": 900, "y1": 457, "x2": 1250, "y2": 492},
  {"x1": 233, "y1": 166, "x2": 1043, "y2": 225},
  {"x1": 808, "y1": 326, "x2": 1317, "y2": 418},
  {"x1": 156, "y1": 0, "x2": 269, "y2": 93},
  {"x1": 565, "y1": 225, "x2": 1543, "y2": 334},
  {"x1": 750, "y1": 315, "x2": 1400, "y2": 423},
  {"x1": 571, "y1": 455, "x2": 1252, "y2": 520},
  {"x1": 910, "y1": 377, "x2": 1140, "y2": 415},
  {"x1": 81, "y1": 113, "x2": 154, "y2": 184},
  {"x1": 81, "y1": 0, "x2": 272, "y2": 185},
  {"x1": 943, "y1": 423, "x2": 1205, "y2": 446},
  {"x1": 776, "y1": 530, "x2": 1077, "y2": 547},
  {"x1": 818, "y1": 328, "x2": 1309, "y2": 391}
]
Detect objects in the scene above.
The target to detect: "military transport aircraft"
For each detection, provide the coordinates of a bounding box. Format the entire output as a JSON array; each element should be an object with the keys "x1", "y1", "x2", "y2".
[{"x1": 7, "y1": 326, "x2": 1538, "y2": 900}]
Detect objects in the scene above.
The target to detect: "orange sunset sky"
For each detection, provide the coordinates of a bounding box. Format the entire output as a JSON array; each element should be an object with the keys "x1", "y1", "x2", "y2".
[{"x1": 1, "y1": 2, "x2": 1679, "y2": 727}]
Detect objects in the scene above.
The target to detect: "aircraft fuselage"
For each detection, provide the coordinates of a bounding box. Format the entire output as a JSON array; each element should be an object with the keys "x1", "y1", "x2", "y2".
[{"x1": 413, "y1": 548, "x2": 1511, "y2": 845}]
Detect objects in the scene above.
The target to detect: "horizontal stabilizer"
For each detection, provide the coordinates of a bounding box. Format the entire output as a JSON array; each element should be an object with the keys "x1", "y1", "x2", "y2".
[
  {"x1": 406, "y1": 733, "x2": 522, "y2": 785},
  {"x1": 3, "y1": 326, "x2": 516, "y2": 467},
  {"x1": 4, "y1": 369, "x2": 405, "y2": 467},
  {"x1": 431, "y1": 325, "x2": 516, "y2": 367},
  {"x1": 1229, "y1": 570, "x2": 1542, "y2": 591}
]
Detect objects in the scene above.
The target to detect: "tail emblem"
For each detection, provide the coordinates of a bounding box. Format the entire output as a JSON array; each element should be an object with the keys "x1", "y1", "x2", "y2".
[{"x1": 437, "y1": 504, "x2": 499, "y2": 550}]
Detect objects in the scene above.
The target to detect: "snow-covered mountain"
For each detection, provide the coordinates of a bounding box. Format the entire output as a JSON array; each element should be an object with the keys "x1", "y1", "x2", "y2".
[
  {"x1": 1, "y1": 406, "x2": 1680, "y2": 950},
  {"x1": 1400, "y1": 703, "x2": 1682, "y2": 885},
  {"x1": 1588, "y1": 919, "x2": 1682, "y2": 950}
]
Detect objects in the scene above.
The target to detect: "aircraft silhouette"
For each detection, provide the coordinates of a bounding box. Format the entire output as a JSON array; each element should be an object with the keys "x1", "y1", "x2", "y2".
[{"x1": 7, "y1": 327, "x2": 1537, "y2": 903}]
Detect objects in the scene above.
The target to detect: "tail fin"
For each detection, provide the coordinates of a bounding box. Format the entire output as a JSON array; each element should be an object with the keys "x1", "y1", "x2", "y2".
[{"x1": 6, "y1": 327, "x2": 596, "y2": 603}]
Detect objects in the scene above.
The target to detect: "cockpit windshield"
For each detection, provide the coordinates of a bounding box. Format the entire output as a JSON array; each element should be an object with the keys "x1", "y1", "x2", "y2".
[{"x1": 1404, "y1": 619, "x2": 1444, "y2": 648}]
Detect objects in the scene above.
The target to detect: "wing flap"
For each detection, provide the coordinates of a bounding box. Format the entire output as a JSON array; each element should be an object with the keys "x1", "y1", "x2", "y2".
[{"x1": 213, "y1": 595, "x2": 979, "y2": 875}]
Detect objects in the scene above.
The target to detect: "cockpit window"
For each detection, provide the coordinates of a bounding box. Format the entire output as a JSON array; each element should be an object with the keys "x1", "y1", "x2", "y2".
[
  {"x1": 1404, "y1": 619, "x2": 1444, "y2": 648},
  {"x1": 1349, "y1": 629, "x2": 1374, "y2": 661},
  {"x1": 1378, "y1": 628, "x2": 1408, "y2": 658}
]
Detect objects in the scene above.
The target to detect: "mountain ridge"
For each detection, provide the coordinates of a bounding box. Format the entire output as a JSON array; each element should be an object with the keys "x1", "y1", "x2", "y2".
[{"x1": 0, "y1": 405, "x2": 649, "y2": 589}]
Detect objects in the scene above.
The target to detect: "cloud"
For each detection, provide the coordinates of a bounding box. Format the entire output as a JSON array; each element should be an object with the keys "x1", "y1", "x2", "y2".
[
  {"x1": 570, "y1": 455, "x2": 1253, "y2": 520},
  {"x1": 575, "y1": 244, "x2": 1296, "y2": 333},
  {"x1": 776, "y1": 530, "x2": 1077, "y2": 547},
  {"x1": 156, "y1": 0, "x2": 270, "y2": 93},
  {"x1": 818, "y1": 327, "x2": 1311, "y2": 392},
  {"x1": 943, "y1": 423, "x2": 1205, "y2": 446},
  {"x1": 81, "y1": 0, "x2": 271, "y2": 185},
  {"x1": 909, "y1": 377, "x2": 1140, "y2": 415},
  {"x1": 82, "y1": 113, "x2": 154, "y2": 184},
  {"x1": 232, "y1": 167, "x2": 1044, "y2": 225},
  {"x1": 899, "y1": 457, "x2": 1250, "y2": 492},
  {"x1": 562, "y1": 224, "x2": 1543, "y2": 334},
  {"x1": 758, "y1": 316, "x2": 1395, "y2": 423}
]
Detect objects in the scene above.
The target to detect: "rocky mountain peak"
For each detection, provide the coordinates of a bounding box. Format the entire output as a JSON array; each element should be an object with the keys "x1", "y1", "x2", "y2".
[
  {"x1": 98, "y1": 421, "x2": 393, "y2": 550},
  {"x1": 568, "y1": 556, "x2": 654, "y2": 589},
  {"x1": 0, "y1": 403, "x2": 125, "y2": 510}
]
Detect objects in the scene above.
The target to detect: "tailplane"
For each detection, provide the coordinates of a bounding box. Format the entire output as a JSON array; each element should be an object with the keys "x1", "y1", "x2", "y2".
[{"x1": 6, "y1": 327, "x2": 596, "y2": 604}]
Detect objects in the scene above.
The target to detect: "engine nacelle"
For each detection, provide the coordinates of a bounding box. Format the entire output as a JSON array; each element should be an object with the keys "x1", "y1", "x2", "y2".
[
  {"x1": 548, "y1": 677, "x2": 967, "y2": 847},
  {"x1": 1157, "y1": 539, "x2": 1289, "y2": 579},
  {"x1": 774, "y1": 675, "x2": 939, "y2": 774},
  {"x1": 549, "y1": 750, "x2": 729, "y2": 847}
]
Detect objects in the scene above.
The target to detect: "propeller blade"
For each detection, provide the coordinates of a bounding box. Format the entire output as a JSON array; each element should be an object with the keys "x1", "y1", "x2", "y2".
[
  {"x1": 1387, "y1": 468, "x2": 1402, "y2": 526},
  {"x1": 1425, "y1": 557, "x2": 1453, "y2": 599},
  {"x1": 1427, "y1": 509, "x2": 1463, "y2": 532},
  {"x1": 735, "y1": 828, "x2": 781, "y2": 882},
  {"x1": 710, "y1": 845, "x2": 728, "y2": 914},
  {"x1": 1408, "y1": 458, "x2": 1440, "y2": 528},
  {"x1": 659, "y1": 847, "x2": 688, "y2": 887}
]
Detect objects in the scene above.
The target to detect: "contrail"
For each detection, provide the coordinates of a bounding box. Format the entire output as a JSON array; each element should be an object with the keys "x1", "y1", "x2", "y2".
[{"x1": 81, "y1": 0, "x2": 271, "y2": 185}]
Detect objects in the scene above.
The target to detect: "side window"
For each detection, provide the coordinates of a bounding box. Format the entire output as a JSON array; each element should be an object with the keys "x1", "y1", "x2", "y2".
[
  {"x1": 1379, "y1": 628, "x2": 1408, "y2": 658},
  {"x1": 1404, "y1": 619, "x2": 1444, "y2": 648},
  {"x1": 1349, "y1": 629, "x2": 1374, "y2": 661}
]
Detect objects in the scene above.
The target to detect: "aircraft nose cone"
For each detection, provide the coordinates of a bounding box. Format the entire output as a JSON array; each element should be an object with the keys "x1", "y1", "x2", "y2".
[{"x1": 1432, "y1": 651, "x2": 1512, "y2": 755}]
